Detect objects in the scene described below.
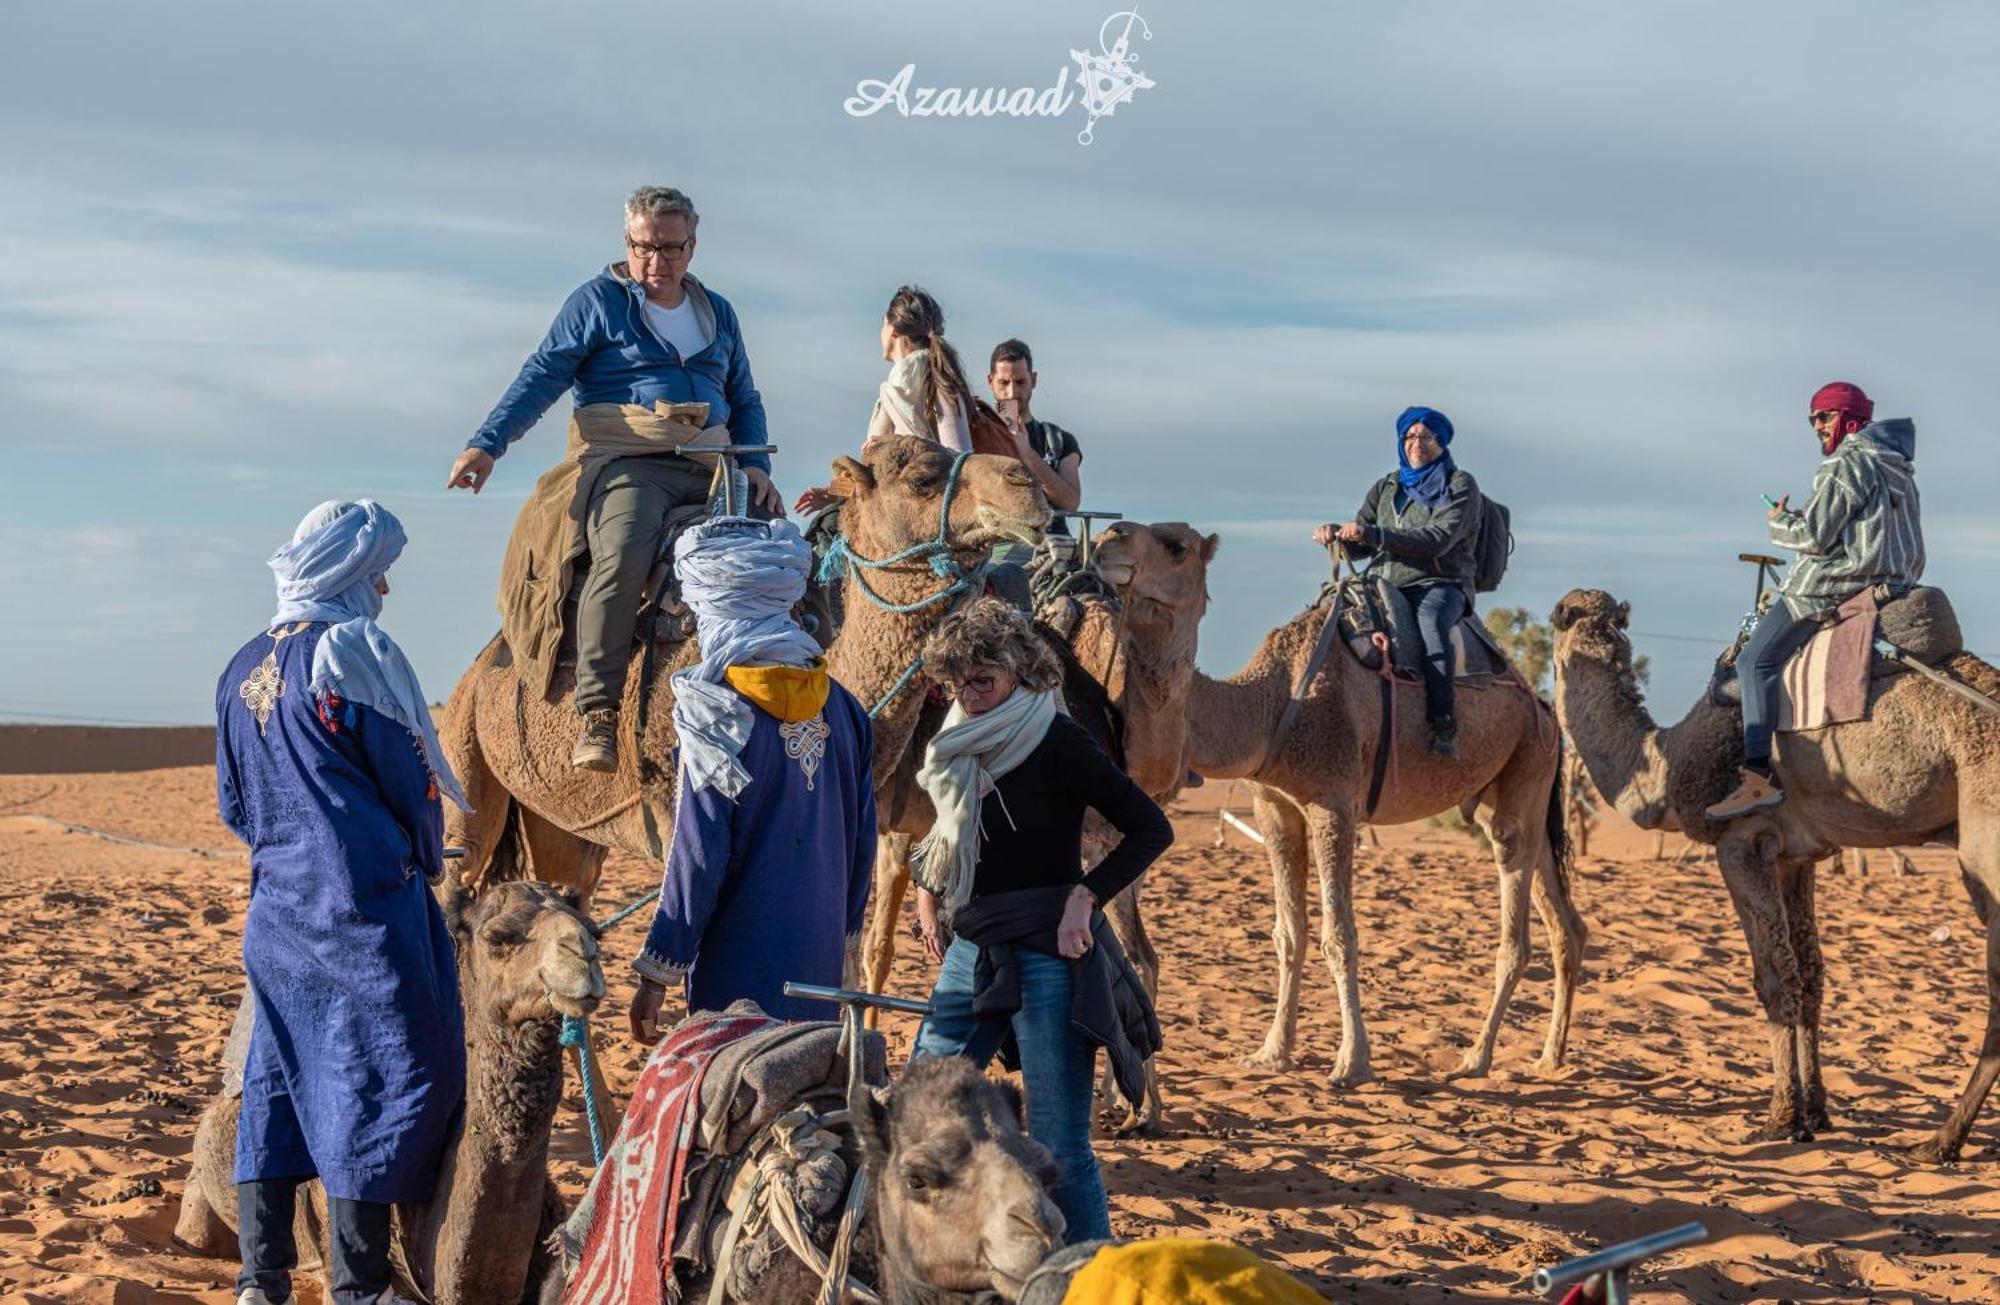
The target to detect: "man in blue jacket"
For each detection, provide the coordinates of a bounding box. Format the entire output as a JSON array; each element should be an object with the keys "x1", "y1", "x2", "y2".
[{"x1": 448, "y1": 186, "x2": 782, "y2": 771}]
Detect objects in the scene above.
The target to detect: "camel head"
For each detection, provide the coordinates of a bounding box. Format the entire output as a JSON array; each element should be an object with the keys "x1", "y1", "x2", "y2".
[
  {"x1": 855, "y1": 1056, "x2": 1065, "y2": 1301},
  {"x1": 1550, "y1": 588, "x2": 1635, "y2": 671},
  {"x1": 830, "y1": 437, "x2": 1049, "y2": 570},
  {"x1": 1092, "y1": 521, "x2": 1218, "y2": 795},
  {"x1": 444, "y1": 880, "x2": 606, "y2": 1027}
]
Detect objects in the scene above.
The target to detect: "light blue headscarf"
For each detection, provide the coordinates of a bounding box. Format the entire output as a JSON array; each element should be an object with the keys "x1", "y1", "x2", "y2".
[
  {"x1": 268, "y1": 500, "x2": 469, "y2": 811},
  {"x1": 670, "y1": 516, "x2": 823, "y2": 800}
]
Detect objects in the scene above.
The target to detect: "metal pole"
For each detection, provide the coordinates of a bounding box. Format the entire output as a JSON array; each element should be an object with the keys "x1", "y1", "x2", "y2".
[
  {"x1": 1053, "y1": 509, "x2": 1127, "y2": 569},
  {"x1": 1532, "y1": 1221, "x2": 1707, "y2": 1299}
]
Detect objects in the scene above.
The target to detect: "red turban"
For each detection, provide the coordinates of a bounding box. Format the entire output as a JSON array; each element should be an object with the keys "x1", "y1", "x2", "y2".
[{"x1": 1810, "y1": 381, "x2": 1874, "y2": 427}]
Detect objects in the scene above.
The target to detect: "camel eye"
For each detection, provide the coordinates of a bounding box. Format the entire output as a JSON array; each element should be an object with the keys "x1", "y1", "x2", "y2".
[{"x1": 903, "y1": 1164, "x2": 949, "y2": 1195}]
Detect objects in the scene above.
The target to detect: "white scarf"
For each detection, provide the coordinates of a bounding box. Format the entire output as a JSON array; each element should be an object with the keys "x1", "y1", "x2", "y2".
[{"x1": 912, "y1": 686, "x2": 1060, "y2": 915}]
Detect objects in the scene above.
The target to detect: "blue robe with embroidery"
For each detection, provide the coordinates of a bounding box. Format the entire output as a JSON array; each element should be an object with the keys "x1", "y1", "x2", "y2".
[
  {"x1": 215, "y1": 624, "x2": 465, "y2": 1204},
  {"x1": 638, "y1": 682, "x2": 877, "y2": 1021}
]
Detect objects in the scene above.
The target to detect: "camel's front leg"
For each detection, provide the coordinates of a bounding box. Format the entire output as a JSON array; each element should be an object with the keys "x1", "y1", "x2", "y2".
[
  {"x1": 1307, "y1": 801, "x2": 1370, "y2": 1087},
  {"x1": 1908, "y1": 831, "x2": 2000, "y2": 1163},
  {"x1": 1778, "y1": 856, "x2": 1829, "y2": 1132},
  {"x1": 1715, "y1": 834, "x2": 1811, "y2": 1141},
  {"x1": 861, "y1": 833, "x2": 913, "y2": 1025},
  {"x1": 1244, "y1": 789, "x2": 1309, "y2": 1071},
  {"x1": 1451, "y1": 813, "x2": 1533, "y2": 1080}
]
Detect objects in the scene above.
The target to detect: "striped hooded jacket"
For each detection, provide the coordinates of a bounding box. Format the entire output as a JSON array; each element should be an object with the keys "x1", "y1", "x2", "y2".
[{"x1": 1771, "y1": 418, "x2": 1922, "y2": 619}]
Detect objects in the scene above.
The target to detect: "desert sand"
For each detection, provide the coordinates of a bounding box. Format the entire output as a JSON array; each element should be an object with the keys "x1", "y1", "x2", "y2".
[{"x1": 3, "y1": 745, "x2": 1998, "y2": 1303}]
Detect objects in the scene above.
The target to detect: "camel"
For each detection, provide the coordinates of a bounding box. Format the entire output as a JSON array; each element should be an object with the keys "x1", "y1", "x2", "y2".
[
  {"x1": 439, "y1": 438, "x2": 1050, "y2": 901},
  {"x1": 175, "y1": 880, "x2": 608, "y2": 1304},
  {"x1": 1550, "y1": 587, "x2": 2000, "y2": 1160},
  {"x1": 1094, "y1": 524, "x2": 1587, "y2": 1087}
]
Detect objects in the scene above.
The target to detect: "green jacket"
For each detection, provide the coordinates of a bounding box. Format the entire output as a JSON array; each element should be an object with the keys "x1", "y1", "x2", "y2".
[{"x1": 1348, "y1": 468, "x2": 1484, "y2": 594}]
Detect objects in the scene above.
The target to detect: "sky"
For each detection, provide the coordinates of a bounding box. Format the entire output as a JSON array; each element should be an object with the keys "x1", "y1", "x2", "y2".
[{"x1": 2, "y1": 1, "x2": 1996, "y2": 725}]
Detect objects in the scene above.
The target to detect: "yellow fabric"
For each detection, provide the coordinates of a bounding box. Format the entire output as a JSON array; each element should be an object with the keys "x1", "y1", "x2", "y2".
[
  {"x1": 496, "y1": 401, "x2": 730, "y2": 698},
  {"x1": 1063, "y1": 1240, "x2": 1326, "y2": 1305},
  {"x1": 724, "y1": 661, "x2": 830, "y2": 723}
]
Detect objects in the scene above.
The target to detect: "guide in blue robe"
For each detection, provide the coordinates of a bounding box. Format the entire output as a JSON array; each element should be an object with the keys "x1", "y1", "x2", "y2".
[
  {"x1": 217, "y1": 622, "x2": 464, "y2": 1204},
  {"x1": 634, "y1": 668, "x2": 878, "y2": 1021}
]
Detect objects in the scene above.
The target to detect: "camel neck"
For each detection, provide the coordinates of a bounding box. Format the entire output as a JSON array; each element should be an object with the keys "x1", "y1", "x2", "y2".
[
  {"x1": 1554, "y1": 642, "x2": 1678, "y2": 829},
  {"x1": 1185, "y1": 667, "x2": 1288, "y2": 779},
  {"x1": 1113, "y1": 605, "x2": 1203, "y2": 796},
  {"x1": 826, "y1": 558, "x2": 973, "y2": 784}
]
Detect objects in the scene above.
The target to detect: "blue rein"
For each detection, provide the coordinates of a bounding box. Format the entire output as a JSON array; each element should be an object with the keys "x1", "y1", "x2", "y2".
[{"x1": 816, "y1": 453, "x2": 989, "y2": 717}]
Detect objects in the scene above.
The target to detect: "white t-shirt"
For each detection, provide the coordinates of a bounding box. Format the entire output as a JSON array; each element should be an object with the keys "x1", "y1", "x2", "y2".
[{"x1": 642, "y1": 294, "x2": 710, "y2": 360}]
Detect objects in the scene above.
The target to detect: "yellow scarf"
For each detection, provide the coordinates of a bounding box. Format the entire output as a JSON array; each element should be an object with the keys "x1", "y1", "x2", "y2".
[{"x1": 724, "y1": 661, "x2": 831, "y2": 723}]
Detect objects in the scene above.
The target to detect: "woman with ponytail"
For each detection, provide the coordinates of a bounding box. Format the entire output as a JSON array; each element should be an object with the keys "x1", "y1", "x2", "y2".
[{"x1": 794, "y1": 284, "x2": 975, "y2": 515}]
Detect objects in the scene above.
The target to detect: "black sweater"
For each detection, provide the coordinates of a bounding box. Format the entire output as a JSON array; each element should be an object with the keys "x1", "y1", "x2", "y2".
[{"x1": 971, "y1": 714, "x2": 1173, "y2": 904}]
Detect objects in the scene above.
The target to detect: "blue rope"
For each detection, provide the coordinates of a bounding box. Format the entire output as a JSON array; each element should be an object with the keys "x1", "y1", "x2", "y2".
[
  {"x1": 817, "y1": 455, "x2": 975, "y2": 613},
  {"x1": 598, "y1": 887, "x2": 661, "y2": 932},
  {"x1": 560, "y1": 1013, "x2": 608, "y2": 1165}
]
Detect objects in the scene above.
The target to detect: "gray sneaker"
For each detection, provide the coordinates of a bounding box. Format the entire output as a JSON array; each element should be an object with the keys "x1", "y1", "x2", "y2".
[{"x1": 571, "y1": 708, "x2": 619, "y2": 772}]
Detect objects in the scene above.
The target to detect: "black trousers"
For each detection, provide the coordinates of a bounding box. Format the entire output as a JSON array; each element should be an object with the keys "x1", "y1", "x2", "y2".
[{"x1": 237, "y1": 1179, "x2": 393, "y2": 1304}]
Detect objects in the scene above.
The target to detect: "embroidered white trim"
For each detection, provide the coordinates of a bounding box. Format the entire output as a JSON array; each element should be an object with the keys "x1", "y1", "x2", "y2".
[{"x1": 779, "y1": 713, "x2": 831, "y2": 790}]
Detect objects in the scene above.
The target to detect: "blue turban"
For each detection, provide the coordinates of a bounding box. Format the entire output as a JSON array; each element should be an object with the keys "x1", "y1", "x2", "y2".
[
  {"x1": 1395, "y1": 406, "x2": 1457, "y2": 510},
  {"x1": 268, "y1": 500, "x2": 467, "y2": 810}
]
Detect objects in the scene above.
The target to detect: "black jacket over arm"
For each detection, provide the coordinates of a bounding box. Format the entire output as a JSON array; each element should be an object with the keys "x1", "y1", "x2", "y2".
[{"x1": 1346, "y1": 468, "x2": 1484, "y2": 592}]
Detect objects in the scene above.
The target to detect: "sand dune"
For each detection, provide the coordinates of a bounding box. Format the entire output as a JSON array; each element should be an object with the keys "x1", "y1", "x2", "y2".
[{"x1": 2, "y1": 764, "x2": 1997, "y2": 1303}]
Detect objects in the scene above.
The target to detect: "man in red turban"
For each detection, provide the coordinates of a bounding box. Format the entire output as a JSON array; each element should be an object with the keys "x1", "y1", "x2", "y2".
[{"x1": 1708, "y1": 381, "x2": 1923, "y2": 820}]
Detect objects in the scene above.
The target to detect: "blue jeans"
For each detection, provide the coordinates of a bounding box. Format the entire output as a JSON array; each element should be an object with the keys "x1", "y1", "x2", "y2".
[
  {"x1": 911, "y1": 937, "x2": 1110, "y2": 1242},
  {"x1": 1739, "y1": 605, "x2": 1821, "y2": 766},
  {"x1": 1408, "y1": 583, "x2": 1469, "y2": 725}
]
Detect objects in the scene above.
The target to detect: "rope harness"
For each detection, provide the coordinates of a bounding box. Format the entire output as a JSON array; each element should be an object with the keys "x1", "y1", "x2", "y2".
[{"x1": 814, "y1": 453, "x2": 990, "y2": 720}]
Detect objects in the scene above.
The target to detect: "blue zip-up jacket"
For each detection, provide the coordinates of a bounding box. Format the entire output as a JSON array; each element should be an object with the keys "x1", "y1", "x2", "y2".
[{"x1": 466, "y1": 266, "x2": 770, "y2": 471}]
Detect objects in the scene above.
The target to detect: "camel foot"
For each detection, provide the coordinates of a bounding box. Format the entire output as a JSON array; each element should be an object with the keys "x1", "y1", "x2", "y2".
[
  {"x1": 1445, "y1": 1052, "x2": 1493, "y2": 1082},
  {"x1": 1745, "y1": 1114, "x2": 1814, "y2": 1144},
  {"x1": 1240, "y1": 1044, "x2": 1294, "y2": 1073},
  {"x1": 1900, "y1": 1136, "x2": 1959, "y2": 1166},
  {"x1": 1104, "y1": 1105, "x2": 1158, "y2": 1138},
  {"x1": 1327, "y1": 1062, "x2": 1376, "y2": 1090},
  {"x1": 1531, "y1": 1053, "x2": 1565, "y2": 1076},
  {"x1": 1804, "y1": 1105, "x2": 1832, "y2": 1134}
]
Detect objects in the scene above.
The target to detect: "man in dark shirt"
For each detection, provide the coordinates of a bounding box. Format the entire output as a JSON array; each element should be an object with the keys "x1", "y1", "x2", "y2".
[{"x1": 987, "y1": 339, "x2": 1083, "y2": 532}]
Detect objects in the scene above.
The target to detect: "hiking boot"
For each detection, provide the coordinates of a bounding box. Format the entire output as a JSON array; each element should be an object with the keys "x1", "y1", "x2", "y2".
[
  {"x1": 571, "y1": 708, "x2": 619, "y2": 772},
  {"x1": 1706, "y1": 767, "x2": 1785, "y2": 820},
  {"x1": 1428, "y1": 718, "x2": 1458, "y2": 759}
]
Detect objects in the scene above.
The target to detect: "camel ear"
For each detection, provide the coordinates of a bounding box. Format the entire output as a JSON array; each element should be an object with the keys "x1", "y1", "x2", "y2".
[
  {"x1": 854, "y1": 1082, "x2": 893, "y2": 1168},
  {"x1": 440, "y1": 882, "x2": 475, "y2": 941},
  {"x1": 997, "y1": 1079, "x2": 1030, "y2": 1131},
  {"x1": 1550, "y1": 598, "x2": 1574, "y2": 631},
  {"x1": 1200, "y1": 532, "x2": 1220, "y2": 562},
  {"x1": 1615, "y1": 600, "x2": 1631, "y2": 629},
  {"x1": 830, "y1": 456, "x2": 874, "y2": 499}
]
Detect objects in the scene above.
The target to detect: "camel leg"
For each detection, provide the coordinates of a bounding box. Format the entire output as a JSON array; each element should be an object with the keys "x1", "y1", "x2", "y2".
[
  {"x1": 1105, "y1": 878, "x2": 1163, "y2": 1135},
  {"x1": 1308, "y1": 802, "x2": 1371, "y2": 1087},
  {"x1": 1715, "y1": 834, "x2": 1812, "y2": 1141},
  {"x1": 1451, "y1": 807, "x2": 1534, "y2": 1080},
  {"x1": 862, "y1": 833, "x2": 912, "y2": 1025},
  {"x1": 1908, "y1": 821, "x2": 2000, "y2": 1163},
  {"x1": 1244, "y1": 790, "x2": 1310, "y2": 1071},
  {"x1": 516, "y1": 805, "x2": 608, "y2": 904},
  {"x1": 1779, "y1": 856, "x2": 1829, "y2": 1132},
  {"x1": 1530, "y1": 851, "x2": 1589, "y2": 1073}
]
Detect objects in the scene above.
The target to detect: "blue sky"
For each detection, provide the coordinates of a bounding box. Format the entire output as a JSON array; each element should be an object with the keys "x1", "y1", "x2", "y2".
[{"x1": 2, "y1": 1, "x2": 1996, "y2": 724}]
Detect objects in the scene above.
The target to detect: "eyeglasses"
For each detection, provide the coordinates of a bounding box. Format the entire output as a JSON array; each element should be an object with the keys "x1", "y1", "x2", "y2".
[
  {"x1": 952, "y1": 673, "x2": 1000, "y2": 696},
  {"x1": 1809, "y1": 410, "x2": 1839, "y2": 427},
  {"x1": 626, "y1": 235, "x2": 694, "y2": 261}
]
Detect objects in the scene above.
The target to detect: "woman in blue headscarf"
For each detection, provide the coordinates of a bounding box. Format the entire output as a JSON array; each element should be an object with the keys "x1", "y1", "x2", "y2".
[
  {"x1": 1314, "y1": 406, "x2": 1486, "y2": 756},
  {"x1": 214, "y1": 499, "x2": 468, "y2": 1305}
]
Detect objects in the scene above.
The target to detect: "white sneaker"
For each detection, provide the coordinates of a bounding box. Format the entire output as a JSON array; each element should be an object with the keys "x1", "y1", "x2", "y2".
[{"x1": 235, "y1": 1290, "x2": 281, "y2": 1305}]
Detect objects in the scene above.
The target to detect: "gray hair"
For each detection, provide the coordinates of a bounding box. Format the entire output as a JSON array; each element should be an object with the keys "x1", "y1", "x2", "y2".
[{"x1": 625, "y1": 185, "x2": 700, "y2": 230}]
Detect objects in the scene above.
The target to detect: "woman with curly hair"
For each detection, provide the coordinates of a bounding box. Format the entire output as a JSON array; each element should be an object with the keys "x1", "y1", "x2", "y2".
[{"x1": 908, "y1": 598, "x2": 1173, "y2": 1242}]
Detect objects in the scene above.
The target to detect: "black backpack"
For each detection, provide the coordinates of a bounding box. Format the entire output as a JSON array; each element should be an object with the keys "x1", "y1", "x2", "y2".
[{"x1": 1473, "y1": 496, "x2": 1513, "y2": 594}]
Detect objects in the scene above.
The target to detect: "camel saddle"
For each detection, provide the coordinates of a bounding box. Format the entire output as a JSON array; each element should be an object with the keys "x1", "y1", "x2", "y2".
[
  {"x1": 1324, "y1": 574, "x2": 1510, "y2": 684},
  {"x1": 1707, "y1": 584, "x2": 1963, "y2": 731}
]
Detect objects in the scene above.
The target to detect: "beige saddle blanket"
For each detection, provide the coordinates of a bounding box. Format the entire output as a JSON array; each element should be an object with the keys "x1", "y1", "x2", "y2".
[{"x1": 497, "y1": 401, "x2": 730, "y2": 700}]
